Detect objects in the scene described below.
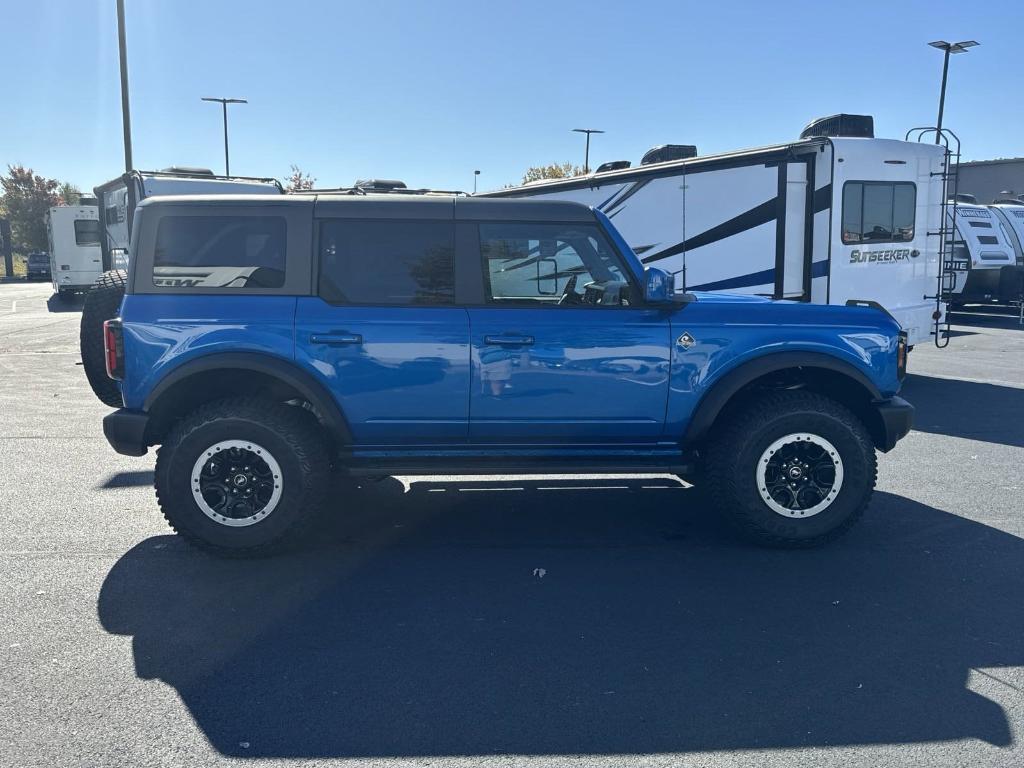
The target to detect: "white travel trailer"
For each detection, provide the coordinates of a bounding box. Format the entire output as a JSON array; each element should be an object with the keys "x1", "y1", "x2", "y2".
[
  {"x1": 45, "y1": 204, "x2": 103, "y2": 300},
  {"x1": 483, "y1": 117, "x2": 949, "y2": 348},
  {"x1": 93, "y1": 167, "x2": 283, "y2": 271},
  {"x1": 944, "y1": 202, "x2": 1021, "y2": 306}
]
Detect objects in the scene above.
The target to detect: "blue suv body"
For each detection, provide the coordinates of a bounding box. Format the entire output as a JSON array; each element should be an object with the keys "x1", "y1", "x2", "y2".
[{"x1": 102, "y1": 193, "x2": 912, "y2": 555}]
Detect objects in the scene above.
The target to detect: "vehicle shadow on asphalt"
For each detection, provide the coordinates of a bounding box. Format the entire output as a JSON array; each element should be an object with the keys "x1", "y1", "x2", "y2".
[
  {"x1": 97, "y1": 484, "x2": 1022, "y2": 758},
  {"x1": 45, "y1": 294, "x2": 83, "y2": 313},
  {"x1": 902, "y1": 374, "x2": 1024, "y2": 448},
  {"x1": 98, "y1": 470, "x2": 155, "y2": 489}
]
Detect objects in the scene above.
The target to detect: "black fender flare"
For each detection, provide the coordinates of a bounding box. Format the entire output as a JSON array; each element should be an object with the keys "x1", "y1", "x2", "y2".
[
  {"x1": 681, "y1": 351, "x2": 883, "y2": 448},
  {"x1": 144, "y1": 352, "x2": 353, "y2": 444}
]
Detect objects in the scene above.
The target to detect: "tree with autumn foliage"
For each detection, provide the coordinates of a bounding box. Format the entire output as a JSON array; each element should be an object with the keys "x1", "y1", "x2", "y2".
[
  {"x1": 0, "y1": 165, "x2": 62, "y2": 254},
  {"x1": 521, "y1": 162, "x2": 584, "y2": 185},
  {"x1": 285, "y1": 165, "x2": 316, "y2": 192}
]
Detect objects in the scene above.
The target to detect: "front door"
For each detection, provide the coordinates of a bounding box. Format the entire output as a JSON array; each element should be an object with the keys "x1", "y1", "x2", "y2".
[{"x1": 466, "y1": 220, "x2": 671, "y2": 443}]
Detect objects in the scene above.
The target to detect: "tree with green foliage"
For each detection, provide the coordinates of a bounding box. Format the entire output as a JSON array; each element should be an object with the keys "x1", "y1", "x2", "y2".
[
  {"x1": 58, "y1": 182, "x2": 82, "y2": 205},
  {"x1": 0, "y1": 165, "x2": 61, "y2": 254},
  {"x1": 522, "y1": 162, "x2": 584, "y2": 185}
]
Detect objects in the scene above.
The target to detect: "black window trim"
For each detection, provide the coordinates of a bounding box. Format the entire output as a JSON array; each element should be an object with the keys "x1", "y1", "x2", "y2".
[
  {"x1": 841, "y1": 180, "x2": 917, "y2": 246},
  {"x1": 474, "y1": 219, "x2": 647, "y2": 310},
  {"x1": 314, "y1": 217, "x2": 458, "y2": 308}
]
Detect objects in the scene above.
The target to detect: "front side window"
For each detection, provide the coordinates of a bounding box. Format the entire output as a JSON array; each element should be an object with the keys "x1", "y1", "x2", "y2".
[
  {"x1": 842, "y1": 182, "x2": 916, "y2": 244},
  {"x1": 318, "y1": 219, "x2": 454, "y2": 305},
  {"x1": 479, "y1": 222, "x2": 633, "y2": 307},
  {"x1": 74, "y1": 219, "x2": 101, "y2": 246},
  {"x1": 153, "y1": 215, "x2": 286, "y2": 289}
]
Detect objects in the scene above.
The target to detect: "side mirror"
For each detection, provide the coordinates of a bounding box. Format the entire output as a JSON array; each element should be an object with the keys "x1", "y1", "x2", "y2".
[{"x1": 643, "y1": 267, "x2": 672, "y2": 304}]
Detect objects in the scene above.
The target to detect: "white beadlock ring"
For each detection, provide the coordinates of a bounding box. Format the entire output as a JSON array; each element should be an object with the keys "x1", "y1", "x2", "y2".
[
  {"x1": 190, "y1": 440, "x2": 283, "y2": 527},
  {"x1": 755, "y1": 432, "x2": 844, "y2": 519}
]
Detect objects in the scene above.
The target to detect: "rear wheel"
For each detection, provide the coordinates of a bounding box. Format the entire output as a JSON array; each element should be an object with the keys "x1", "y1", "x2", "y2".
[
  {"x1": 704, "y1": 390, "x2": 876, "y2": 547},
  {"x1": 155, "y1": 398, "x2": 331, "y2": 557},
  {"x1": 80, "y1": 270, "x2": 127, "y2": 406}
]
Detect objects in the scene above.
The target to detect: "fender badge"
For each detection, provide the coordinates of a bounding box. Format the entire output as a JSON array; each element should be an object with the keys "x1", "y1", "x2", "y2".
[{"x1": 677, "y1": 332, "x2": 696, "y2": 349}]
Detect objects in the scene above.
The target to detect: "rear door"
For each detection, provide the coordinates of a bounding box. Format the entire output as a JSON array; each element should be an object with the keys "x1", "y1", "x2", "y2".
[
  {"x1": 462, "y1": 218, "x2": 671, "y2": 443},
  {"x1": 294, "y1": 200, "x2": 470, "y2": 445}
]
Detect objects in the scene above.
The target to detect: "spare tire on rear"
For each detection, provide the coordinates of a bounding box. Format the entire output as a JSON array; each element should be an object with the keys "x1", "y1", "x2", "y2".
[{"x1": 80, "y1": 270, "x2": 127, "y2": 407}]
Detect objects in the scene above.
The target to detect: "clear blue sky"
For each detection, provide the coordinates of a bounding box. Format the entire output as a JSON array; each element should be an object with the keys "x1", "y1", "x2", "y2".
[{"x1": 4, "y1": 0, "x2": 1022, "y2": 193}]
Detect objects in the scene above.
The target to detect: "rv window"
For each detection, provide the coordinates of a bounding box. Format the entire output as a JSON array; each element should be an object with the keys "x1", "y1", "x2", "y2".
[
  {"x1": 478, "y1": 222, "x2": 632, "y2": 306},
  {"x1": 318, "y1": 219, "x2": 454, "y2": 305},
  {"x1": 153, "y1": 215, "x2": 286, "y2": 289},
  {"x1": 842, "y1": 182, "x2": 916, "y2": 245},
  {"x1": 73, "y1": 219, "x2": 101, "y2": 246}
]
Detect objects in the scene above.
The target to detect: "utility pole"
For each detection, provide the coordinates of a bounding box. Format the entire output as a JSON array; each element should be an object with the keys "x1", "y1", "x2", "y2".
[
  {"x1": 201, "y1": 97, "x2": 248, "y2": 176},
  {"x1": 928, "y1": 40, "x2": 979, "y2": 144},
  {"x1": 473, "y1": 170, "x2": 480, "y2": 194},
  {"x1": 116, "y1": 0, "x2": 132, "y2": 172},
  {"x1": 572, "y1": 128, "x2": 604, "y2": 173}
]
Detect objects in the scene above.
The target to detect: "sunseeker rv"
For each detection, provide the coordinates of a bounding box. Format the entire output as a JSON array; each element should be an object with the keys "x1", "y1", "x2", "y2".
[
  {"x1": 483, "y1": 116, "x2": 948, "y2": 348},
  {"x1": 93, "y1": 167, "x2": 283, "y2": 271}
]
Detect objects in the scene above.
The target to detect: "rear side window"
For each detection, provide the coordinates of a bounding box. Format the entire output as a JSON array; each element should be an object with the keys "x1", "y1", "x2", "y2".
[
  {"x1": 74, "y1": 219, "x2": 101, "y2": 246},
  {"x1": 318, "y1": 219, "x2": 454, "y2": 305},
  {"x1": 842, "y1": 182, "x2": 916, "y2": 244},
  {"x1": 153, "y1": 215, "x2": 286, "y2": 289}
]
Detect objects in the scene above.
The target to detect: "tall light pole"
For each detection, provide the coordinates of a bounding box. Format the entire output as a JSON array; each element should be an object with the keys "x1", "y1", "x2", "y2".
[
  {"x1": 116, "y1": 0, "x2": 132, "y2": 172},
  {"x1": 473, "y1": 170, "x2": 480, "y2": 194},
  {"x1": 201, "y1": 97, "x2": 247, "y2": 176},
  {"x1": 572, "y1": 128, "x2": 604, "y2": 173},
  {"x1": 928, "y1": 40, "x2": 979, "y2": 144}
]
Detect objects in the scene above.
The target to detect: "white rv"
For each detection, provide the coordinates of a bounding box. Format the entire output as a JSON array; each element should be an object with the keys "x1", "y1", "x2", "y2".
[
  {"x1": 94, "y1": 167, "x2": 283, "y2": 270},
  {"x1": 483, "y1": 118, "x2": 948, "y2": 348},
  {"x1": 45, "y1": 204, "x2": 103, "y2": 300},
  {"x1": 944, "y1": 202, "x2": 1021, "y2": 307}
]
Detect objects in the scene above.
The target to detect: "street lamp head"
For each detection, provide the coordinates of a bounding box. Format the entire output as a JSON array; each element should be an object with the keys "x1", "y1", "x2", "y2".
[
  {"x1": 572, "y1": 128, "x2": 605, "y2": 135},
  {"x1": 928, "y1": 40, "x2": 979, "y2": 54},
  {"x1": 474, "y1": 170, "x2": 480, "y2": 175},
  {"x1": 201, "y1": 97, "x2": 248, "y2": 104}
]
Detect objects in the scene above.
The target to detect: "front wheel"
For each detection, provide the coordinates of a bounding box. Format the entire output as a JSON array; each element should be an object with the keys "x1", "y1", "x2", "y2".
[
  {"x1": 155, "y1": 398, "x2": 331, "y2": 557},
  {"x1": 704, "y1": 391, "x2": 877, "y2": 547}
]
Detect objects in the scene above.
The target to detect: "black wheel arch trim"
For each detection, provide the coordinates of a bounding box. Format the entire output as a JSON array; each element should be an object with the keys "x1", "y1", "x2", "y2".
[
  {"x1": 682, "y1": 351, "x2": 884, "y2": 447},
  {"x1": 143, "y1": 352, "x2": 353, "y2": 444}
]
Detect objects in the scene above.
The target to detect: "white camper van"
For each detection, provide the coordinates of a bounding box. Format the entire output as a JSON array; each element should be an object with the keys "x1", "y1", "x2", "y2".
[
  {"x1": 45, "y1": 204, "x2": 102, "y2": 300},
  {"x1": 945, "y1": 202, "x2": 1020, "y2": 307},
  {"x1": 483, "y1": 116, "x2": 948, "y2": 348}
]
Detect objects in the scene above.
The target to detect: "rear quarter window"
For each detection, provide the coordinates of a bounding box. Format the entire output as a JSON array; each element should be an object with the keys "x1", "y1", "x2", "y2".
[{"x1": 153, "y1": 215, "x2": 287, "y2": 289}]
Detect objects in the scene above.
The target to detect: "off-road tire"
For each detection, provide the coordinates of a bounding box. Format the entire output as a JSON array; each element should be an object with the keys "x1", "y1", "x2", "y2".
[
  {"x1": 80, "y1": 270, "x2": 127, "y2": 407},
  {"x1": 155, "y1": 398, "x2": 331, "y2": 557},
  {"x1": 704, "y1": 390, "x2": 877, "y2": 548}
]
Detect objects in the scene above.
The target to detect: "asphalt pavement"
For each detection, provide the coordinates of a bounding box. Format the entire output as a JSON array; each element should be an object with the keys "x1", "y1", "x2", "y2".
[{"x1": 1, "y1": 280, "x2": 1022, "y2": 768}]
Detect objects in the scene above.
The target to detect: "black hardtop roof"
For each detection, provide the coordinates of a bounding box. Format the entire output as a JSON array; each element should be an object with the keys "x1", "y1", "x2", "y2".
[{"x1": 138, "y1": 194, "x2": 596, "y2": 222}]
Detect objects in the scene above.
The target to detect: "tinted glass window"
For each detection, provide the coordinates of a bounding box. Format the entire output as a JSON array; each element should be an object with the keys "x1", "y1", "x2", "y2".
[
  {"x1": 153, "y1": 215, "x2": 286, "y2": 289},
  {"x1": 73, "y1": 219, "x2": 101, "y2": 246},
  {"x1": 318, "y1": 220, "x2": 454, "y2": 305},
  {"x1": 479, "y1": 222, "x2": 633, "y2": 307},
  {"x1": 842, "y1": 182, "x2": 916, "y2": 244}
]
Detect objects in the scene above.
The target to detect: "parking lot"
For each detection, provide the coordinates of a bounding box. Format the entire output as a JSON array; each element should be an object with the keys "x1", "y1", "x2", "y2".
[{"x1": 0, "y1": 279, "x2": 1022, "y2": 768}]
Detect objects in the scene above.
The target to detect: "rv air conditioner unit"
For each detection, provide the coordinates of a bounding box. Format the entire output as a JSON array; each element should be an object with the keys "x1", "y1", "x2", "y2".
[
  {"x1": 800, "y1": 114, "x2": 874, "y2": 139},
  {"x1": 595, "y1": 160, "x2": 631, "y2": 173},
  {"x1": 354, "y1": 179, "x2": 407, "y2": 192},
  {"x1": 640, "y1": 145, "x2": 697, "y2": 165},
  {"x1": 159, "y1": 166, "x2": 215, "y2": 176}
]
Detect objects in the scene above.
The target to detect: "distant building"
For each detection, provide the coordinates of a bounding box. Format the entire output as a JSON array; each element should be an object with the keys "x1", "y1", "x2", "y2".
[{"x1": 957, "y1": 158, "x2": 1024, "y2": 204}]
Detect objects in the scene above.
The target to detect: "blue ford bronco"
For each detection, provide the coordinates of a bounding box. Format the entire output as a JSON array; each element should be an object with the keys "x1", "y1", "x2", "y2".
[{"x1": 101, "y1": 193, "x2": 912, "y2": 556}]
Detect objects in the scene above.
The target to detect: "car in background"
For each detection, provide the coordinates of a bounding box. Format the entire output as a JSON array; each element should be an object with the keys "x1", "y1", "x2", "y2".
[{"x1": 25, "y1": 252, "x2": 51, "y2": 281}]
